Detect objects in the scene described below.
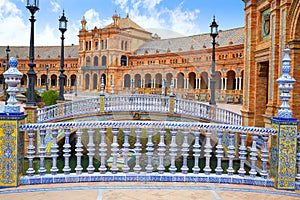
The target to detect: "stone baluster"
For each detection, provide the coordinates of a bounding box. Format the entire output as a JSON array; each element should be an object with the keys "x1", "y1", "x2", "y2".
[
  {"x1": 157, "y1": 129, "x2": 166, "y2": 174},
  {"x1": 75, "y1": 129, "x2": 83, "y2": 175},
  {"x1": 38, "y1": 130, "x2": 46, "y2": 175},
  {"x1": 63, "y1": 129, "x2": 71, "y2": 175},
  {"x1": 203, "y1": 129, "x2": 212, "y2": 175},
  {"x1": 261, "y1": 135, "x2": 269, "y2": 179},
  {"x1": 181, "y1": 130, "x2": 189, "y2": 174},
  {"x1": 169, "y1": 129, "x2": 178, "y2": 174},
  {"x1": 87, "y1": 129, "x2": 95, "y2": 174},
  {"x1": 146, "y1": 128, "x2": 154, "y2": 173},
  {"x1": 238, "y1": 131, "x2": 247, "y2": 176},
  {"x1": 215, "y1": 130, "x2": 224, "y2": 175},
  {"x1": 134, "y1": 128, "x2": 142, "y2": 173},
  {"x1": 26, "y1": 131, "x2": 35, "y2": 176},
  {"x1": 249, "y1": 133, "x2": 258, "y2": 177},
  {"x1": 50, "y1": 129, "x2": 59, "y2": 175},
  {"x1": 111, "y1": 128, "x2": 119, "y2": 174},
  {"x1": 122, "y1": 128, "x2": 130, "y2": 173},
  {"x1": 227, "y1": 132, "x2": 235, "y2": 176},
  {"x1": 192, "y1": 130, "x2": 201, "y2": 174},
  {"x1": 99, "y1": 128, "x2": 107, "y2": 173}
]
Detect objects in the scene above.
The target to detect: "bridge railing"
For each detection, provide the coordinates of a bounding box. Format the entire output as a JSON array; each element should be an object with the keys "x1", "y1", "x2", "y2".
[
  {"x1": 212, "y1": 107, "x2": 242, "y2": 125},
  {"x1": 20, "y1": 121, "x2": 277, "y2": 186},
  {"x1": 105, "y1": 94, "x2": 170, "y2": 113},
  {"x1": 36, "y1": 94, "x2": 242, "y2": 125},
  {"x1": 36, "y1": 97, "x2": 100, "y2": 122},
  {"x1": 174, "y1": 98, "x2": 211, "y2": 120}
]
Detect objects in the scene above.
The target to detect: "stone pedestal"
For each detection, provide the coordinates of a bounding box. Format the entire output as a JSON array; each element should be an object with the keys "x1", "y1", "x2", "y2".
[
  {"x1": 0, "y1": 114, "x2": 27, "y2": 187},
  {"x1": 271, "y1": 117, "x2": 298, "y2": 190}
]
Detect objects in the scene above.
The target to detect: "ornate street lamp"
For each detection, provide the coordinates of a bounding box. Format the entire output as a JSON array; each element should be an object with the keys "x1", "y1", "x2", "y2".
[
  {"x1": 2, "y1": 61, "x2": 6, "y2": 98},
  {"x1": 58, "y1": 10, "x2": 68, "y2": 101},
  {"x1": 4, "y1": 46, "x2": 10, "y2": 104},
  {"x1": 26, "y1": 0, "x2": 39, "y2": 106},
  {"x1": 209, "y1": 16, "x2": 218, "y2": 105},
  {"x1": 46, "y1": 64, "x2": 49, "y2": 90}
]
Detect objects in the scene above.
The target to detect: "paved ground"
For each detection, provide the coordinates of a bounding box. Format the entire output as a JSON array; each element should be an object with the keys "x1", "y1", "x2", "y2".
[{"x1": 1, "y1": 182, "x2": 300, "y2": 200}]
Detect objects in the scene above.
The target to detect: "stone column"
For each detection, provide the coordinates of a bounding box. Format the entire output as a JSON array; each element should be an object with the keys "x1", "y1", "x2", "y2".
[
  {"x1": 239, "y1": 77, "x2": 242, "y2": 90},
  {"x1": 271, "y1": 46, "x2": 298, "y2": 190}
]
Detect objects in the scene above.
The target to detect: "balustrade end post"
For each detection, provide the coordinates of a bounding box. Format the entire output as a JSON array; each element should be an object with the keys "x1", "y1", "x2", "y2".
[
  {"x1": 0, "y1": 114, "x2": 27, "y2": 187},
  {"x1": 271, "y1": 117, "x2": 298, "y2": 190},
  {"x1": 100, "y1": 95, "x2": 105, "y2": 112},
  {"x1": 169, "y1": 95, "x2": 174, "y2": 114}
]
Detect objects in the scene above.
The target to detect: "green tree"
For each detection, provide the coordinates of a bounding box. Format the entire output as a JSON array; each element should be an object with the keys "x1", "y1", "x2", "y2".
[{"x1": 41, "y1": 90, "x2": 59, "y2": 106}]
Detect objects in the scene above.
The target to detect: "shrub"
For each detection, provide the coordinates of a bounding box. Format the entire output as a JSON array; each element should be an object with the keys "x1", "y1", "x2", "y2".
[{"x1": 41, "y1": 90, "x2": 59, "y2": 106}]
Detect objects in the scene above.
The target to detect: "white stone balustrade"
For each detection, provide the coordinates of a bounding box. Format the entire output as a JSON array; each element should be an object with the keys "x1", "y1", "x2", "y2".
[
  {"x1": 20, "y1": 121, "x2": 276, "y2": 187},
  {"x1": 36, "y1": 94, "x2": 242, "y2": 125}
]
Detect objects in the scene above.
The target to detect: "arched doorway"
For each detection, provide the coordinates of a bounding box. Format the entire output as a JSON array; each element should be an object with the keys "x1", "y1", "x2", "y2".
[
  {"x1": 166, "y1": 73, "x2": 173, "y2": 88},
  {"x1": 227, "y1": 70, "x2": 236, "y2": 90},
  {"x1": 41, "y1": 74, "x2": 47, "y2": 86},
  {"x1": 93, "y1": 74, "x2": 98, "y2": 90},
  {"x1": 124, "y1": 74, "x2": 130, "y2": 88},
  {"x1": 177, "y1": 72, "x2": 184, "y2": 88},
  {"x1": 188, "y1": 72, "x2": 196, "y2": 89},
  {"x1": 134, "y1": 74, "x2": 141, "y2": 88},
  {"x1": 155, "y1": 73, "x2": 162, "y2": 88},
  {"x1": 70, "y1": 74, "x2": 76, "y2": 86},
  {"x1": 101, "y1": 74, "x2": 106, "y2": 89},
  {"x1": 51, "y1": 74, "x2": 57, "y2": 87},
  {"x1": 145, "y1": 73, "x2": 151, "y2": 88},
  {"x1": 85, "y1": 74, "x2": 90, "y2": 90}
]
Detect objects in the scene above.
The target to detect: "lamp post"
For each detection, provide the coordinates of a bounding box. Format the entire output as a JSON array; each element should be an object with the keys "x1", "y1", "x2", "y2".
[
  {"x1": 45, "y1": 64, "x2": 49, "y2": 90},
  {"x1": 26, "y1": 0, "x2": 39, "y2": 106},
  {"x1": 4, "y1": 46, "x2": 10, "y2": 104},
  {"x1": 2, "y1": 61, "x2": 6, "y2": 100},
  {"x1": 58, "y1": 10, "x2": 68, "y2": 101},
  {"x1": 209, "y1": 16, "x2": 218, "y2": 105}
]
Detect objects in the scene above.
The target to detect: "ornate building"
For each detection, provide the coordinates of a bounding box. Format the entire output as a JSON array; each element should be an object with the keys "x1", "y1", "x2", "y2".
[
  {"x1": 241, "y1": 0, "x2": 300, "y2": 127},
  {"x1": 0, "y1": 12, "x2": 244, "y2": 104}
]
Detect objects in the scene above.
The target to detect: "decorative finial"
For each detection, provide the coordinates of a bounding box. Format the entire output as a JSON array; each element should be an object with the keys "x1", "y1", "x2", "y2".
[
  {"x1": 3, "y1": 57, "x2": 23, "y2": 114},
  {"x1": 100, "y1": 76, "x2": 105, "y2": 96},
  {"x1": 276, "y1": 45, "x2": 296, "y2": 118}
]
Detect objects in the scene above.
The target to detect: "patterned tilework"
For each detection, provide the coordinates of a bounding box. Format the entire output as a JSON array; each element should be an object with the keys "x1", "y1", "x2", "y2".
[
  {"x1": 271, "y1": 118, "x2": 298, "y2": 190},
  {"x1": 0, "y1": 118, "x2": 25, "y2": 187},
  {"x1": 20, "y1": 173, "x2": 275, "y2": 188}
]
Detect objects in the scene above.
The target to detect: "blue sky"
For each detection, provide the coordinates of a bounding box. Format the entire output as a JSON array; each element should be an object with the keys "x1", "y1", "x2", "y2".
[{"x1": 0, "y1": 0, "x2": 245, "y2": 46}]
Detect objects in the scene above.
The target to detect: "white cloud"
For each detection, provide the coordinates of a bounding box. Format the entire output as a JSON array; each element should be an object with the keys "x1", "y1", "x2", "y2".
[
  {"x1": 0, "y1": 0, "x2": 29, "y2": 45},
  {"x1": 50, "y1": 1, "x2": 61, "y2": 13},
  {"x1": 114, "y1": 0, "x2": 201, "y2": 37},
  {"x1": 82, "y1": 9, "x2": 112, "y2": 30}
]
